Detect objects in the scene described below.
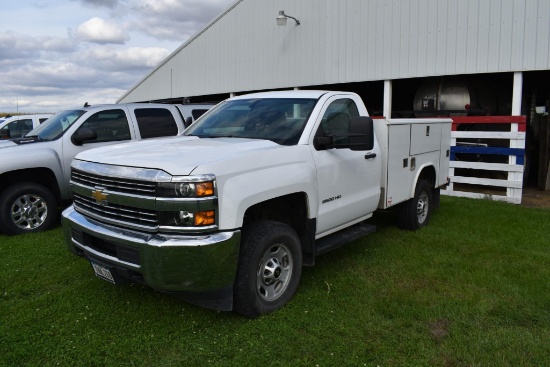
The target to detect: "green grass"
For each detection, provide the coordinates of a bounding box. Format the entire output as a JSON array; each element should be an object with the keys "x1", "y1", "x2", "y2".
[{"x1": 1, "y1": 196, "x2": 549, "y2": 367}]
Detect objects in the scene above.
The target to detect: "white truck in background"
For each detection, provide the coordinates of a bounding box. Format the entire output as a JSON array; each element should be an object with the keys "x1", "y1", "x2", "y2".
[
  {"x1": 0, "y1": 103, "x2": 214, "y2": 235},
  {"x1": 0, "y1": 114, "x2": 53, "y2": 139},
  {"x1": 62, "y1": 90, "x2": 451, "y2": 318}
]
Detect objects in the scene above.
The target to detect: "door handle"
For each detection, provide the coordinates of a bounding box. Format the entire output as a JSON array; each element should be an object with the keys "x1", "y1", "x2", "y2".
[{"x1": 364, "y1": 153, "x2": 377, "y2": 159}]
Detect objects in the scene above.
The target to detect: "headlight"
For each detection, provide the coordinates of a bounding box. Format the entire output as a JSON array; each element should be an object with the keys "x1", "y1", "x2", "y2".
[
  {"x1": 156, "y1": 174, "x2": 217, "y2": 231},
  {"x1": 158, "y1": 210, "x2": 216, "y2": 227},
  {"x1": 157, "y1": 179, "x2": 215, "y2": 198}
]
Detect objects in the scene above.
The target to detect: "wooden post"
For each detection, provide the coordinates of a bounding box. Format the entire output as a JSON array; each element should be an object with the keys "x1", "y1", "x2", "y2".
[
  {"x1": 509, "y1": 72, "x2": 523, "y2": 201},
  {"x1": 541, "y1": 114, "x2": 550, "y2": 190}
]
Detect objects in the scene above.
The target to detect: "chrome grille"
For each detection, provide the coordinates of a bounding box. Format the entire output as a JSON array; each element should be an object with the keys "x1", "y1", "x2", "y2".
[
  {"x1": 73, "y1": 193, "x2": 158, "y2": 229},
  {"x1": 72, "y1": 169, "x2": 156, "y2": 196}
]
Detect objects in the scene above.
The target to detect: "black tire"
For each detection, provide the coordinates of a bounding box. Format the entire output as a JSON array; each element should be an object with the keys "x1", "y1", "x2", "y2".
[
  {"x1": 397, "y1": 179, "x2": 432, "y2": 231},
  {"x1": 432, "y1": 187, "x2": 441, "y2": 211},
  {"x1": 0, "y1": 183, "x2": 58, "y2": 235},
  {"x1": 234, "y1": 220, "x2": 302, "y2": 318}
]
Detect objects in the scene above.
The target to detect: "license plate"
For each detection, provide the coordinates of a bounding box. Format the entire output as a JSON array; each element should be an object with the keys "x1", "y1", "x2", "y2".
[{"x1": 91, "y1": 262, "x2": 116, "y2": 284}]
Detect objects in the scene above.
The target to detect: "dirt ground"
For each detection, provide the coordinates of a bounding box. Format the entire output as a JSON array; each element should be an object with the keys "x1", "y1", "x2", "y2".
[
  {"x1": 449, "y1": 183, "x2": 550, "y2": 208},
  {"x1": 521, "y1": 186, "x2": 550, "y2": 208}
]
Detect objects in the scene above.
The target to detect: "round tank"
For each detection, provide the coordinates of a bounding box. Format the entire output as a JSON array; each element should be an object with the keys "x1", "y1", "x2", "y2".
[{"x1": 413, "y1": 77, "x2": 497, "y2": 116}]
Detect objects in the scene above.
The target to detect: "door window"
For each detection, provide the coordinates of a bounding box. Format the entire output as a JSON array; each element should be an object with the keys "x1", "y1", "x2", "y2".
[
  {"x1": 191, "y1": 109, "x2": 209, "y2": 120},
  {"x1": 135, "y1": 108, "x2": 178, "y2": 139},
  {"x1": 2, "y1": 119, "x2": 34, "y2": 138},
  {"x1": 316, "y1": 99, "x2": 360, "y2": 147},
  {"x1": 76, "y1": 109, "x2": 131, "y2": 143}
]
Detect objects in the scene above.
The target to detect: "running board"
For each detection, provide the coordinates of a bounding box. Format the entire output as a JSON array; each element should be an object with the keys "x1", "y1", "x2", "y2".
[{"x1": 315, "y1": 222, "x2": 376, "y2": 256}]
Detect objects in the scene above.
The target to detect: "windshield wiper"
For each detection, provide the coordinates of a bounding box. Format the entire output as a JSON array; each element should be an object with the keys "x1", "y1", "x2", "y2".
[
  {"x1": 26, "y1": 135, "x2": 43, "y2": 141},
  {"x1": 25, "y1": 134, "x2": 44, "y2": 139},
  {"x1": 11, "y1": 135, "x2": 43, "y2": 144},
  {"x1": 186, "y1": 134, "x2": 258, "y2": 139},
  {"x1": 185, "y1": 134, "x2": 205, "y2": 138},
  {"x1": 213, "y1": 134, "x2": 265, "y2": 139}
]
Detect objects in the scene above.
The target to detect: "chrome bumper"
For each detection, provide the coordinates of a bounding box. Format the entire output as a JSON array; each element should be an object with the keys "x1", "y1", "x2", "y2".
[{"x1": 62, "y1": 205, "x2": 240, "y2": 296}]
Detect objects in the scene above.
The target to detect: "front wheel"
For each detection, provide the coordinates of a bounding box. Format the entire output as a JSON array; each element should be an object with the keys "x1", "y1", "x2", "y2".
[
  {"x1": 0, "y1": 183, "x2": 58, "y2": 235},
  {"x1": 234, "y1": 220, "x2": 302, "y2": 318},
  {"x1": 397, "y1": 179, "x2": 433, "y2": 231}
]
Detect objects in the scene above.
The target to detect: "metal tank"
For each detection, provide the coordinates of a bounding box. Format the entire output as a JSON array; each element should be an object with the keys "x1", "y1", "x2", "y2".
[{"x1": 413, "y1": 77, "x2": 497, "y2": 117}]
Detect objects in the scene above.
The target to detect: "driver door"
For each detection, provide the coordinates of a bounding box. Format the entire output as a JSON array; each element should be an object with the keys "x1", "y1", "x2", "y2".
[
  {"x1": 61, "y1": 108, "x2": 133, "y2": 193},
  {"x1": 310, "y1": 96, "x2": 381, "y2": 236}
]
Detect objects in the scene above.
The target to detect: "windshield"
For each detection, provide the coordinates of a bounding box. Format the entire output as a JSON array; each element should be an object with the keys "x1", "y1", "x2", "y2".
[
  {"x1": 27, "y1": 109, "x2": 86, "y2": 141},
  {"x1": 184, "y1": 98, "x2": 317, "y2": 145}
]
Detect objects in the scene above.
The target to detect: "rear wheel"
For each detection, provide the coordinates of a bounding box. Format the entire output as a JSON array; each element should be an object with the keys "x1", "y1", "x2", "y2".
[
  {"x1": 0, "y1": 183, "x2": 58, "y2": 235},
  {"x1": 234, "y1": 220, "x2": 302, "y2": 318},
  {"x1": 397, "y1": 179, "x2": 432, "y2": 230}
]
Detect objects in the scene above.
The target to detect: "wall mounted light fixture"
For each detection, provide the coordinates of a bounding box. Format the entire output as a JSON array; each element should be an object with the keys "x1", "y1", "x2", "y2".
[{"x1": 276, "y1": 10, "x2": 300, "y2": 26}]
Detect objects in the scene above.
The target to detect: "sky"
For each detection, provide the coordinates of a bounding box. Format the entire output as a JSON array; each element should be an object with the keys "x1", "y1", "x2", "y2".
[{"x1": 0, "y1": 0, "x2": 234, "y2": 113}]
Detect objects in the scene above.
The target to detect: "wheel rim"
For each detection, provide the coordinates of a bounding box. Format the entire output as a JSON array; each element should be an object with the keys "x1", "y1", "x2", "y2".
[
  {"x1": 417, "y1": 191, "x2": 429, "y2": 224},
  {"x1": 257, "y1": 243, "x2": 293, "y2": 302},
  {"x1": 10, "y1": 194, "x2": 48, "y2": 230}
]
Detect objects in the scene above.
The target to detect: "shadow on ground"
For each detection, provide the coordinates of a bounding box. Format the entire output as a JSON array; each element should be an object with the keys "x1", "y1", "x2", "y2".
[{"x1": 522, "y1": 186, "x2": 550, "y2": 208}]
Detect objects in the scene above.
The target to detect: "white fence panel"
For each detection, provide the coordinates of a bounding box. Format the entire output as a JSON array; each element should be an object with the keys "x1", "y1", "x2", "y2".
[{"x1": 442, "y1": 116, "x2": 526, "y2": 204}]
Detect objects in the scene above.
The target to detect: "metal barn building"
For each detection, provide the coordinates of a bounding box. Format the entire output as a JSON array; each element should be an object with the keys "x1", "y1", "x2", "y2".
[{"x1": 118, "y1": 0, "x2": 550, "y2": 202}]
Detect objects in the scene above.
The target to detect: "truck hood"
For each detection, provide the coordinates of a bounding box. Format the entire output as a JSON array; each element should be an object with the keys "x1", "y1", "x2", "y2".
[
  {"x1": 0, "y1": 139, "x2": 17, "y2": 148},
  {"x1": 0, "y1": 136, "x2": 45, "y2": 149},
  {"x1": 75, "y1": 136, "x2": 286, "y2": 176}
]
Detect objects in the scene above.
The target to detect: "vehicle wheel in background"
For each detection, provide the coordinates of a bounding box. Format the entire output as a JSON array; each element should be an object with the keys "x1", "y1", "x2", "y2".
[
  {"x1": 234, "y1": 220, "x2": 302, "y2": 318},
  {"x1": 0, "y1": 183, "x2": 58, "y2": 235},
  {"x1": 397, "y1": 179, "x2": 433, "y2": 231}
]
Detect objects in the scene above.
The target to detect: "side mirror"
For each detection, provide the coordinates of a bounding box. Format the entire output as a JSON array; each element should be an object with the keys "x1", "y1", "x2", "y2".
[
  {"x1": 349, "y1": 116, "x2": 374, "y2": 151},
  {"x1": 184, "y1": 116, "x2": 193, "y2": 128},
  {"x1": 315, "y1": 135, "x2": 333, "y2": 148},
  {"x1": 0, "y1": 129, "x2": 10, "y2": 139},
  {"x1": 315, "y1": 116, "x2": 374, "y2": 151},
  {"x1": 71, "y1": 128, "x2": 97, "y2": 146}
]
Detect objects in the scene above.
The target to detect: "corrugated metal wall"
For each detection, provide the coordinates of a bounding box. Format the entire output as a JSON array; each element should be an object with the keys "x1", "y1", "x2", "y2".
[{"x1": 118, "y1": 0, "x2": 550, "y2": 103}]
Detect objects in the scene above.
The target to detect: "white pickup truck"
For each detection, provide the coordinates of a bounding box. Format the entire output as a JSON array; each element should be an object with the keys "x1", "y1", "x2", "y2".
[
  {"x1": 62, "y1": 91, "x2": 451, "y2": 317},
  {"x1": 0, "y1": 103, "x2": 213, "y2": 235},
  {"x1": 0, "y1": 114, "x2": 53, "y2": 139}
]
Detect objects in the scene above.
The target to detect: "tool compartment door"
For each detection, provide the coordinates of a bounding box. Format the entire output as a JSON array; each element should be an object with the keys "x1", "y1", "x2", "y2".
[
  {"x1": 386, "y1": 124, "x2": 413, "y2": 207},
  {"x1": 410, "y1": 123, "x2": 442, "y2": 155}
]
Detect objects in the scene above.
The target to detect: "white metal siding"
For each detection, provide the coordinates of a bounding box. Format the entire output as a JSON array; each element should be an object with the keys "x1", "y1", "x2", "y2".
[{"x1": 119, "y1": 0, "x2": 550, "y2": 103}]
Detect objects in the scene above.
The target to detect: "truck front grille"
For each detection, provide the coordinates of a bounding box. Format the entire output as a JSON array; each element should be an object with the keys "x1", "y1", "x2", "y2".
[
  {"x1": 72, "y1": 169, "x2": 156, "y2": 197},
  {"x1": 73, "y1": 193, "x2": 158, "y2": 229}
]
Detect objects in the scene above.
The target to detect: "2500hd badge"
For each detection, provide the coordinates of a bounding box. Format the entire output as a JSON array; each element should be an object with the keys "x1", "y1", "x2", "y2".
[{"x1": 322, "y1": 195, "x2": 342, "y2": 204}]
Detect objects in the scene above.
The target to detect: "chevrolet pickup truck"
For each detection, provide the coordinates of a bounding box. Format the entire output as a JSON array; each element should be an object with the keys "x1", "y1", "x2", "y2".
[
  {"x1": 0, "y1": 102, "x2": 213, "y2": 235},
  {"x1": 62, "y1": 91, "x2": 451, "y2": 317}
]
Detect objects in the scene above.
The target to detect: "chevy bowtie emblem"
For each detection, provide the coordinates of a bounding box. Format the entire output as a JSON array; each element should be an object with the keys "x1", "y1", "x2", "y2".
[{"x1": 91, "y1": 187, "x2": 108, "y2": 206}]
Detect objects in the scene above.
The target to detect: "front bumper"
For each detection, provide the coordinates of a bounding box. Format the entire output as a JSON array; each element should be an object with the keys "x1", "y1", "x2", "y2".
[{"x1": 62, "y1": 205, "x2": 240, "y2": 310}]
